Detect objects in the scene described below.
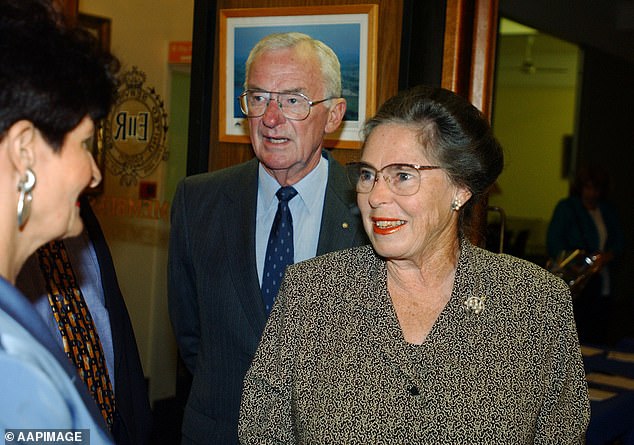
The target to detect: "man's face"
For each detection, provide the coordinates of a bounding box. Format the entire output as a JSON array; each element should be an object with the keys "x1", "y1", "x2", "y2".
[{"x1": 245, "y1": 45, "x2": 345, "y2": 186}]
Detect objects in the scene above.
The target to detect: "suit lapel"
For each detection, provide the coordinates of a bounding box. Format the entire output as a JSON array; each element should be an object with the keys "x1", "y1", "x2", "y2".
[
  {"x1": 225, "y1": 153, "x2": 364, "y2": 334},
  {"x1": 223, "y1": 159, "x2": 268, "y2": 334},
  {"x1": 80, "y1": 197, "x2": 125, "y2": 386},
  {"x1": 317, "y1": 152, "x2": 366, "y2": 255},
  {"x1": 80, "y1": 197, "x2": 116, "y2": 316}
]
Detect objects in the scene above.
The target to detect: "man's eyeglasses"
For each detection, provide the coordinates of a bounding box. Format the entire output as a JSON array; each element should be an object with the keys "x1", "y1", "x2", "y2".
[
  {"x1": 238, "y1": 90, "x2": 336, "y2": 121},
  {"x1": 346, "y1": 162, "x2": 441, "y2": 196}
]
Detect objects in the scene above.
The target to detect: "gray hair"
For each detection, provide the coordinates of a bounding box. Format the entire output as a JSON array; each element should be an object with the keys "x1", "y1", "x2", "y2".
[{"x1": 244, "y1": 32, "x2": 342, "y2": 98}]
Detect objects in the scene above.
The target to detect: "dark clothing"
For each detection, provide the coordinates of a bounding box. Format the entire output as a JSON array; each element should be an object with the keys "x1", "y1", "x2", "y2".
[
  {"x1": 80, "y1": 198, "x2": 153, "y2": 445},
  {"x1": 547, "y1": 195, "x2": 624, "y2": 259},
  {"x1": 17, "y1": 197, "x2": 152, "y2": 444},
  {"x1": 547, "y1": 195, "x2": 625, "y2": 343}
]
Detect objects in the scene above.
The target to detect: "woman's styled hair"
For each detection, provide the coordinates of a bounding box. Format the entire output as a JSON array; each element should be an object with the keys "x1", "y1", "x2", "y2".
[
  {"x1": 244, "y1": 32, "x2": 342, "y2": 99},
  {"x1": 0, "y1": 0, "x2": 119, "y2": 151},
  {"x1": 363, "y1": 85, "x2": 504, "y2": 234}
]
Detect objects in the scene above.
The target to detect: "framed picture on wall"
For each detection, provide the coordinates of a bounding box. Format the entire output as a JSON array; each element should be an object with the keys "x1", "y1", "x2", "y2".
[
  {"x1": 78, "y1": 13, "x2": 111, "y2": 51},
  {"x1": 219, "y1": 5, "x2": 378, "y2": 149}
]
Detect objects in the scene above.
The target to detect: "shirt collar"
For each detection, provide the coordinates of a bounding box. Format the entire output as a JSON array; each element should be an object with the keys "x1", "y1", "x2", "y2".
[{"x1": 258, "y1": 154, "x2": 328, "y2": 213}]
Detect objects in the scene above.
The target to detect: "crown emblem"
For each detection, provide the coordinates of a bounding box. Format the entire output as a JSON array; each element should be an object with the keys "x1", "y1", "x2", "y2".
[{"x1": 121, "y1": 66, "x2": 146, "y2": 90}]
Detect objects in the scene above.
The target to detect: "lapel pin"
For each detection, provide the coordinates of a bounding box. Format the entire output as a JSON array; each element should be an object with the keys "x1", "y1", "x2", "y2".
[{"x1": 464, "y1": 295, "x2": 486, "y2": 315}]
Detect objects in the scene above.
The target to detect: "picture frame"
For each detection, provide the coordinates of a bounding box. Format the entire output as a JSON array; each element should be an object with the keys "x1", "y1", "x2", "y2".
[
  {"x1": 219, "y1": 5, "x2": 378, "y2": 149},
  {"x1": 78, "y1": 13, "x2": 111, "y2": 194},
  {"x1": 78, "y1": 13, "x2": 111, "y2": 51}
]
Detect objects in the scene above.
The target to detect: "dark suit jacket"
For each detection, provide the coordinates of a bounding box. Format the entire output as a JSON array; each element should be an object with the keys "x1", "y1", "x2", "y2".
[
  {"x1": 168, "y1": 152, "x2": 368, "y2": 445},
  {"x1": 80, "y1": 197, "x2": 153, "y2": 445}
]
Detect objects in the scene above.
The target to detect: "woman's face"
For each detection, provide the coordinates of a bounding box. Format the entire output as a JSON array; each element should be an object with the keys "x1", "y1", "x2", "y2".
[
  {"x1": 31, "y1": 116, "x2": 101, "y2": 240},
  {"x1": 581, "y1": 181, "x2": 600, "y2": 210},
  {"x1": 358, "y1": 123, "x2": 470, "y2": 265}
]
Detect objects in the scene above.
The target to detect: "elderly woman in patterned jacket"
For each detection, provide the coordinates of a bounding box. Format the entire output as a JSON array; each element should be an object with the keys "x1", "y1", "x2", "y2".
[{"x1": 239, "y1": 85, "x2": 589, "y2": 444}]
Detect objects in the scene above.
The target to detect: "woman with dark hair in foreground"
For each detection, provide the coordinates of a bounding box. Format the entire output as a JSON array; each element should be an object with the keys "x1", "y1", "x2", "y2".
[{"x1": 0, "y1": 0, "x2": 118, "y2": 441}]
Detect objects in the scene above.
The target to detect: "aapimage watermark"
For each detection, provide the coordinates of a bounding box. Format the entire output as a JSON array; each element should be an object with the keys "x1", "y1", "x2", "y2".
[{"x1": 4, "y1": 429, "x2": 89, "y2": 445}]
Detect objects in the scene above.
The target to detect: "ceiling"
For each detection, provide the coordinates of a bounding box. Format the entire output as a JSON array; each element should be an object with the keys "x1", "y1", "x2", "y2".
[
  {"x1": 499, "y1": 0, "x2": 634, "y2": 64},
  {"x1": 496, "y1": 19, "x2": 581, "y2": 88}
]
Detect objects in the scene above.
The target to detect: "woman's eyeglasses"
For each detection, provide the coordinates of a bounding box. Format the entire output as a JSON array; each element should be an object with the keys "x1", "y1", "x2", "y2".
[{"x1": 346, "y1": 162, "x2": 441, "y2": 196}]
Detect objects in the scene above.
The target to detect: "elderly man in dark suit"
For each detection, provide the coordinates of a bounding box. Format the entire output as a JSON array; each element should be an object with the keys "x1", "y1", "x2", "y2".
[{"x1": 168, "y1": 32, "x2": 368, "y2": 445}]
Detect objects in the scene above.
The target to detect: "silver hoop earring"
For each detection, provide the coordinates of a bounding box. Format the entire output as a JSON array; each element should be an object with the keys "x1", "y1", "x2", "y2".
[
  {"x1": 17, "y1": 168, "x2": 36, "y2": 229},
  {"x1": 451, "y1": 198, "x2": 461, "y2": 211}
]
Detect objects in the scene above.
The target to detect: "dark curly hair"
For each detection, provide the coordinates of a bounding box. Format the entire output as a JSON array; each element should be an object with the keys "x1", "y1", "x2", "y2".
[
  {"x1": 362, "y1": 85, "x2": 504, "y2": 236},
  {"x1": 0, "y1": 0, "x2": 119, "y2": 151}
]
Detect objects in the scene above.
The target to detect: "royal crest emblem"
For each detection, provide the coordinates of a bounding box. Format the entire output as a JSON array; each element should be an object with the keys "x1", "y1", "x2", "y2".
[{"x1": 103, "y1": 66, "x2": 169, "y2": 186}]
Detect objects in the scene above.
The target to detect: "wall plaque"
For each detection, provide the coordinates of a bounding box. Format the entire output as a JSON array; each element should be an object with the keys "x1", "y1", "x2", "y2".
[{"x1": 103, "y1": 66, "x2": 169, "y2": 186}]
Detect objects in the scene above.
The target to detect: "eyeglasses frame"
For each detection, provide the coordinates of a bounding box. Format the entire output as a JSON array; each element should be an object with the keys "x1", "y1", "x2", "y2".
[
  {"x1": 346, "y1": 162, "x2": 441, "y2": 196},
  {"x1": 238, "y1": 89, "x2": 336, "y2": 121}
]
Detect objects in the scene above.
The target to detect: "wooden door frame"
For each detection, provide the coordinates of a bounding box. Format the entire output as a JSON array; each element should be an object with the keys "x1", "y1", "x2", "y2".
[
  {"x1": 55, "y1": 0, "x2": 79, "y2": 24},
  {"x1": 442, "y1": 0, "x2": 499, "y2": 118},
  {"x1": 442, "y1": 0, "x2": 499, "y2": 245}
]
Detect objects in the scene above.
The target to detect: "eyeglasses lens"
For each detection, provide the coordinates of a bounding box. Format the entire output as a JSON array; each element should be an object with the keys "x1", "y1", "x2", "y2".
[{"x1": 241, "y1": 92, "x2": 310, "y2": 120}]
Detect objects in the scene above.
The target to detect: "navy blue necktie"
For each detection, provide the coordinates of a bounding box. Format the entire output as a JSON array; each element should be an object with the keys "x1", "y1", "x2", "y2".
[{"x1": 262, "y1": 186, "x2": 297, "y2": 315}]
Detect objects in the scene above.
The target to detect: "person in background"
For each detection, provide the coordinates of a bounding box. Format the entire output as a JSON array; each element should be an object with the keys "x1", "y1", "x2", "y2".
[
  {"x1": 17, "y1": 195, "x2": 153, "y2": 444},
  {"x1": 168, "y1": 32, "x2": 368, "y2": 444},
  {"x1": 0, "y1": 0, "x2": 118, "y2": 441},
  {"x1": 239, "y1": 85, "x2": 589, "y2": 443},
  {"x1": 547, "y1": 164, "x2": 625, "y2": 343}
]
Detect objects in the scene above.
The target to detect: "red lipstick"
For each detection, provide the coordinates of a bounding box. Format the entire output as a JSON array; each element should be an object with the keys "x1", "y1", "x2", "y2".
[{"x1": 371, "y1": 217, "x2": 405, "y2": 235}]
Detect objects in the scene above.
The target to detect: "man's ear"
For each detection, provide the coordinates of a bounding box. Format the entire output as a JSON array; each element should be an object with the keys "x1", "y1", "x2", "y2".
[
  {"x1": 6, "y1": 120, "x2": 36, "y2": 173},
  {"x1": 324, "y1": 98, "x2": 347, "y2": 134}
]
